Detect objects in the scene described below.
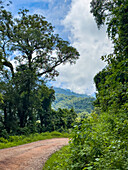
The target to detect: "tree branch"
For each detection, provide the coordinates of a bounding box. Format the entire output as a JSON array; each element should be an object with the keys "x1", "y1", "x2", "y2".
[{"x1": 2, "y1": 59, "x2": 14, "y2": 77}]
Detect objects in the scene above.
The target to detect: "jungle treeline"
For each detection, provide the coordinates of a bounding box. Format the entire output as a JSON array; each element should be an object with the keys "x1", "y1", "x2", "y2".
[{"x1": 0, "y1": 1, "x2": 79, "y2": 137}]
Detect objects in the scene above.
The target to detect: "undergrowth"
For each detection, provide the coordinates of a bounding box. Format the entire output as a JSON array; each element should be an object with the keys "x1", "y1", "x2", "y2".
[{"x1": 43, "y1": 145, "x2": 70, "y2": 170}]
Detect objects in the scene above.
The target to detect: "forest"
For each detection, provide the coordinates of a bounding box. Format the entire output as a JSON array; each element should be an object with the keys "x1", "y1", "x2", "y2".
[
  {"x1": 52, "y1": 88, "x2": 95, "y2": 114},
  {"x1": 0, "y1": 0, "x2": 128, "y2": 169},
  {"x1": 0, "y1": 1, "x2": 79, "y2": 136}
]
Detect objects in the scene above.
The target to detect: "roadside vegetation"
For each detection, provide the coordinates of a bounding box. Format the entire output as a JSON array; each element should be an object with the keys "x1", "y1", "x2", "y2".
[
  {"x1": 0, "y1": 131, "x2": 69, "y2": 149},
  {"x1": 43, "y1": 145, "x2": 70, "y2": 170},
  {"x1": 43, "y1": 110, "x2": 128, "y2": 170}
]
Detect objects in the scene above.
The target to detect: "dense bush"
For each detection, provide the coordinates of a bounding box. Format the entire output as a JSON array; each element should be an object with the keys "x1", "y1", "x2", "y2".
[
  {"x1": 45, "y1": 112, "x2": 127, "y2": 170},
  {"x1": 66, "y1": 112, "x2": 128, "y2": 169}
]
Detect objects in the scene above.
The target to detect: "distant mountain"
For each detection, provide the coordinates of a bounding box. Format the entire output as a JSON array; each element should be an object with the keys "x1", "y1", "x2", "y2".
[
  {"x1": 53, "y1": 87, "x2": 89, "y2": 98},
  {"x1": 52, "y1": 87, "x2": 95, "y2": 114}
]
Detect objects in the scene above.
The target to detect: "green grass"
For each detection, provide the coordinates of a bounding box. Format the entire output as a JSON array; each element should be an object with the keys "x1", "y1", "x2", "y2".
[
  {"x1": 43, "y1": 145, "x2": 70, "y2": 170},
  {"x1": 0, "y1": 131, "x2": 70, "y2": 149}
]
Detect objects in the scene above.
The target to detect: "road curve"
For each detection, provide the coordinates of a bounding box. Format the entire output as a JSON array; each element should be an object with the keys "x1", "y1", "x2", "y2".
[{"x1": 0, "y1": 138, "x2": 69, "y2": 170}]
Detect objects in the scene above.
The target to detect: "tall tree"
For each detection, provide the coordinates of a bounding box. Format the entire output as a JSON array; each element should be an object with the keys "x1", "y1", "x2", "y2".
[
  {"x1": 0, "y1": 9, "x2": 79, "y2": 79},
  {"x1": 0, "y1": 8, "x2": 79, "y2": 134}
]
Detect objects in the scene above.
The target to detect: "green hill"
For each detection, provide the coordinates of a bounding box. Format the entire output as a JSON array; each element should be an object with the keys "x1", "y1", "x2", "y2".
[
  {"x1": 53, "y1": 87, "x2": 89, "y2": 98},
  {"x1": 52, "y1": 88, "x2": 95, "y2": 113}
]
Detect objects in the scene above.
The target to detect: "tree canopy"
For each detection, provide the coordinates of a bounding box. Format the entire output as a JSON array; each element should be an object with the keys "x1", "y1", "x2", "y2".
[
  {"x1": 0, "y1": 9, "x2": 79, "y2": 79},
  {"x1": 0, "y1": 6, "x2": 79, "y2": 136}
]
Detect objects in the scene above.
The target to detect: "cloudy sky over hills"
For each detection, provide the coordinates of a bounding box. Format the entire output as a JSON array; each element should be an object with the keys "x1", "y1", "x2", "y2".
[{"x1": 8, "y1": 0, "x2": 113, "y2": 95}]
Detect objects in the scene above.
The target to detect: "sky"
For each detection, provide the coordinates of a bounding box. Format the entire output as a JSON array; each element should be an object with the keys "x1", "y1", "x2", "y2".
[{"x1": 7, "y1": 0, "x2": 113, "y2": 95}]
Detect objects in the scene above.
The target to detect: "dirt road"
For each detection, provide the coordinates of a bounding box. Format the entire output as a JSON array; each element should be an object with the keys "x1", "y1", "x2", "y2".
[{"x1": 0, "y1": 138, "x2": 69, "y2": 170}]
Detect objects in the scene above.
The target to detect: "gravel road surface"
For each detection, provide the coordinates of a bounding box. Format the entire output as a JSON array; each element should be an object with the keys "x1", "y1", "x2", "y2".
[{"x1": 0, "y1": 138, "x2": 69, "y2": 170}]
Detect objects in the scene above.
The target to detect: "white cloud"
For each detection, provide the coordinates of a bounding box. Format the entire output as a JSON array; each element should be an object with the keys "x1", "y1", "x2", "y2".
[
  {"x1": 7, "y1": 0, "x2": 113, "y2": 95},
  {"x1": 53, "y1": 0, "x2": 113, "y2": 95}
]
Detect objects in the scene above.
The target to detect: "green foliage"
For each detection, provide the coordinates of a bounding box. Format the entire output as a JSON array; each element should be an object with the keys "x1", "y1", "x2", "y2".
[
  {"x1": 94, "y1": 62, "x2": 128, "y2": 113},
  {"x1": 0, "y1": 9, "x2": 79, "y2": 79},
  {"x1": 0, "y1": 131, "x2": 69, "y2": 149},
  {"x1": 41, "y1": 108, "x2": 77, "y2": 133},
  {"x1": 45, "y1": 112, "x2": 128, "y2": 169},
  {"x1": 0, "y1": 93, "x2": 3, "y2": 103},
  {"x1": 69, "y1": 112, "x2": 128, "y2": 169},
  {"x1": 0, "y1": 7, "x2": 79, "y2": 136},
  {"x1": 43, "y1": 145, "x2": 70, "y2": 170},
  {"x1": 91, "y1": 0, "x2": 128, "y2": 117},
  {"x1": 0, "y1": 68, "x2": 77, "y2": 135},
  {"x1": 52, "y1": 93, "x2": 95, "y2": 114}
]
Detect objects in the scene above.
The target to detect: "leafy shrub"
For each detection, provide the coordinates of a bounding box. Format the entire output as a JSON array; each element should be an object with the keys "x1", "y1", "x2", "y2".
[
  {"x1": 8, "y1": 135, "x2": 24, "y2": 142},
  {"x1": 0, "y1": 137, "x2": 8, "y2": 143},
  {"x1": 44, "y1": 111, "x2": 128, "y2": 170},
  {"x1": 65, "y1": 112, "x2": 128, "y2": 169}
]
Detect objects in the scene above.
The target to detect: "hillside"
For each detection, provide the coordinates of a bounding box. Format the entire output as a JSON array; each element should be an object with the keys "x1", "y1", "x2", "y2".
[
  {"x1": 53, "y1": 87, "x2": 89, "y2": 98},
  {"x1": 52, "y1": 88, "x2": 95, "y2": 113}
]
